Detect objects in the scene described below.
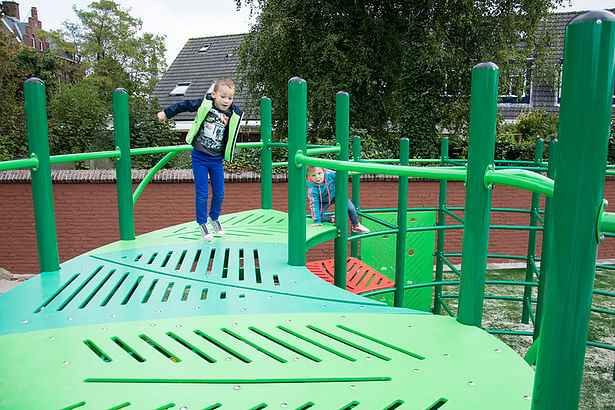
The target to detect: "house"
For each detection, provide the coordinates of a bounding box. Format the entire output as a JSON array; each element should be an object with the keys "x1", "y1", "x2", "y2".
[
  {"x1": 498, "y1": 8, "x2": 615, "y2": 120},
  {"x1": 151, "y1": 33, "x2": 259, "y2": 142},
  {"x1": 1, "y1": 1, "x2": 49, "y2": 54}
]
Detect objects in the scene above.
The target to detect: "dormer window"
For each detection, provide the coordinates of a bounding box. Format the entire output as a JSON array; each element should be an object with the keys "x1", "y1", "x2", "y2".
[
  {"x1": 199, "y1": 43, "x2": 211, "y2": 53},
  {"x1": 170, "y1": 82, "x2": 191, "y2": 96}
]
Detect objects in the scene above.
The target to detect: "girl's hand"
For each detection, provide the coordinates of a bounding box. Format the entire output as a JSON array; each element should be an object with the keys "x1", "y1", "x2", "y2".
[
  {"x1": 157, "y1": 111, "x2": 167, "y2": 122},
  {"x1": 311, "y1": 223, "x2": 323, "y2": 227}
]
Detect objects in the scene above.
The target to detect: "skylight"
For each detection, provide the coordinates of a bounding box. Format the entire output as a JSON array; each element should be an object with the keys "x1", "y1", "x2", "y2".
[
  {"x1": 199, "y1": 43, "x2": 211, "y2": 53},
  {"x1": 169, "y1": 82, "x2": 191, "y2": 96}
]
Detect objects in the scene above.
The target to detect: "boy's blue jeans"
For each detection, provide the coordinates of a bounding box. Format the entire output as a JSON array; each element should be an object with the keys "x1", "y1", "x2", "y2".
[
  {"x1": 320, "y1": 198, "x2": 359, "y2": 226},
  {"x1": 192, "y1": 149, "x2": 224, "y2": 225}
]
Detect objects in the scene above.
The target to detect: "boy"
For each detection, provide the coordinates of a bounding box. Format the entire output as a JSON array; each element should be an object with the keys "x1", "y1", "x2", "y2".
[
  {"x1": 306, "y1": 165, "x2": 370, "y2": 233},
  {"x1": 157, "y1": 77, "x2": 243, "y2": 241}
]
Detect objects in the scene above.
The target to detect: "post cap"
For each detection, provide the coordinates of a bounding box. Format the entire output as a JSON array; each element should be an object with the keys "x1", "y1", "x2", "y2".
[
  {"x1": 336, "y1": 91, "x2": 349, "y2": 96},
  {"x1": 473, "y1": 62, "x2": 499, "y2": 70},
  {"x1": 113, "y1": 88, "x2": 128, "y2": 93},
  {"x1": 24, "y1": 77, "x2": 43, "y2": 84},
  {"x1": 570, "y1": 9, "x2": 615, "y2": 25},
  {"x1": 288, "y1": 76, "x2": 306, "y2": 83},
  {"x1": 260, "y1": 96, "x2": 271, "y2": 101}
]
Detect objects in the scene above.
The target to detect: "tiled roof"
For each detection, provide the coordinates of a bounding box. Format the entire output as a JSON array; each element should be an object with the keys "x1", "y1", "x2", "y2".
[
  {"x1": 1, "y1": 15, "x2": 26, "y2": 41},
  {"x1": 151, "y1": 34, "x2": 254, "y2": 121}
]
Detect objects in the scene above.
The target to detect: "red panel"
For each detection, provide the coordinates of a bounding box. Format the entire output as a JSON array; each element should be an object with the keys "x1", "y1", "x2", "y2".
[{"x1": 306, "y1": 257, "x2": 394, "y2": 294}]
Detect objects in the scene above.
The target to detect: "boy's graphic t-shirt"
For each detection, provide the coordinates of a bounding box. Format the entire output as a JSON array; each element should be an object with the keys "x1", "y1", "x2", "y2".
[{"x1": 193, "y1": 106, "x2": 231, "y2": 156}]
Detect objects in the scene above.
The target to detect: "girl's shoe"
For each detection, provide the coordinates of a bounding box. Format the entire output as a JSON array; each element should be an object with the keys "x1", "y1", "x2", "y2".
[
  {"x1": 210, "y1": 218, "x2": 225, "y2": 235},
  {"x1": 351, "y1": 223, "x2": 370, "y2": 233}
]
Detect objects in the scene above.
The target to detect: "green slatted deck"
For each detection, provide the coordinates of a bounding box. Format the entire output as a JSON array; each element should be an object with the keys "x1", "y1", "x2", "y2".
[{"x1": 0, "y1": 209, "x2": 534, "y2": 408}]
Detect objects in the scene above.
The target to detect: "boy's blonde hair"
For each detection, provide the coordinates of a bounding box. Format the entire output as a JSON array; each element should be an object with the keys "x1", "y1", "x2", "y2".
[{"x1": 214, "y1": 77, "x2": 235, "y2": 91}]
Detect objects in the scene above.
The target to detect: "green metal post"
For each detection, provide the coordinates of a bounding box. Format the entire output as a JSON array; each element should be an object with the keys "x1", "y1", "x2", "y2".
[
  {"x1": 350, "y1": 135, "x2": 361, "y2": 258},
  {"x1": 334, "y1": 92, "x2": 349, "y2": 289},
  {"x1": 260, "y1": 97, "x2": 273, "y2": 209},
  {"x1": 113, "y1": 88, "x2": 135, "y2": 241},
  {"x1": 394, "y1": 138, "x2": 409, "y2": 307},
  {"x1": 24, "y1": 78, "x2": 59, "y2": 273},
  {"x1": 534, "y1": 140, "x2": 557, "y2": 340},
  {"x1": 532, "y1": 11, "x2": 615, "y2": 409},
  {"x1": 287, "y1": 78, "x2": 307, "y2": 266},
  {"x1": 457, "y1": 62, "x2": 499, "y2": 327},
  {"x1": 521, "y1": 139, "x2": 543, "y2": 323},
  {"x1": 433, "y1": 136, "x2": 449, "y2": 314}
]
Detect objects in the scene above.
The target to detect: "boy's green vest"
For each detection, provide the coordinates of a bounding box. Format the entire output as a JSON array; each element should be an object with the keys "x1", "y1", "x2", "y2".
[{"x1": 185, "y1": 97, "x2": 243, "y2": 162}]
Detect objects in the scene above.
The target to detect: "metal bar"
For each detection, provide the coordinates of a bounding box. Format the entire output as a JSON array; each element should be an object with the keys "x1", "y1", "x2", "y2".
[
  {"x1": 484, "y1": 168, "x2": 554, "y2": 197},
  {"x1": 260, "y1": 97, "x2": 273, "y2": 209},
  {"x1": 307, "y1": 146, "x2": 341, "y2": 155},
  {"x1": 113, "y1": 88, "x2": 135, "y2": 241},
  {"x1": 522, "y1": 141, "x2": 544, "y2": 323},
  {"x1": 334, "y1": 91, "x2": 349, "y2": 289},
  {"x1": 394, "y1": 138, "x2": 409, "y2": 307},
  {"x1": 433, "y1": 136, "x2": 449, "y2": 315},
  {"x1": 50, "y1": 150, "x2": 121, "y2": 164},
  {"x1": 0, "y1": 156, "x2": 39, "y2": 171},
  {"x1": 457, "y1": 62, "x2": 499, "y2": 327},
  {"x1": 350, "y1": 135, "x2": 361, "y2": 258},
  {"x1": 294, "y1": 154, "x2": 467, "y2": 181},
  {"x1": 130, "y1": 145, "x2": 192, "y2": 156},
  {"x1": 132, "y1": 151, "x2": 180, "y2": 205},
  {"x1": 287, "y1": 77, "x2": 307, "y2": 266},
  {"x1": 533, "y1": 12, "x2": 615, "y2": 410},
  {"x1": 24, "y1": 78, "x2": 59, "y2": 273}
]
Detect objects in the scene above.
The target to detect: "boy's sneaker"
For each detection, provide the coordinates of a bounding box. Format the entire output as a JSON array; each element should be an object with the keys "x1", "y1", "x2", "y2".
[
  {"x1": 199, "y1": 223, "x2": 213, "y2": 241},
  {"x1": 351, "y1": 223, "x2": 370, "y2": 234},
  {"x1": 209, "y1": 218, "x2": 225, "y2": 235}
]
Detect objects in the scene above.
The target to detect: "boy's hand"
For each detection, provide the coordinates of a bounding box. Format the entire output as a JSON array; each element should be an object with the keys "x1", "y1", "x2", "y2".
[
  {"x1": 311, "y1": 223, "x2": 323, "y2": 227},
  {"x1": 157, "y1": 111, "x2": 167, "y2": 122}
]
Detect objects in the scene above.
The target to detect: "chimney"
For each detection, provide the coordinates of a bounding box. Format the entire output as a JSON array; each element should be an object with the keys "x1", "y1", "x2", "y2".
[
  {"x1": 2, "y1": 1, "x2": 20, "y2": 20},
  {"x1": 30, "y1": 6, "x2": 36, "y2": 19}
]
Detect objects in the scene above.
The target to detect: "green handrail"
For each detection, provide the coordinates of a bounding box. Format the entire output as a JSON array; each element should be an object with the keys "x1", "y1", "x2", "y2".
[
  {"x1": 132, "y1": 151, "x2": 181, "y2": 205},
  {"x1": 294, "y1": 154, "x2": 467, "y2": 181},
  {"x1": 484, "y1": 167, "x2": 554, "y2": 197},
  {"x1": 0, "y1": 156, "x2": 39, "y2": 171},
  {"x1": 50, "y1": 149, "x2": 121, "y2": 164}
]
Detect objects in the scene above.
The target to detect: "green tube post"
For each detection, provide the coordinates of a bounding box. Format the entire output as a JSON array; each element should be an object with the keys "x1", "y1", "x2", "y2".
[
  {"x1": 351, "y1": 135, "x2": 361, "y2": 258},
  {"x1": 394, "y1": 138, "x2": 409, "y2": 307},
  {"x1": 260, "y1": 97, "x2": 273, "y2": 209},
  {"x1": 534, "y1": 140, "x2": 557, "y2": 341},
  {"x1": 532, "y1": 11, "x2": 615, "y2": 409},
  {"x1": 522, "y1": 140, "x2": 543, "y2": 323},
  {"x1": 457, "y1": 62, "x2": 499, "y2": 327},
  {"x1": 287, "y1": 78, "x2": 307, "y2": 266},
  {"x1": 113, "y1": 88, "x2": 135, "y2": 241},
  {"x1": 24, "y1": 78, "x2": 59, "y2": 273},
  {"x1": 433, "y1": 136, "x2": 449, "y2": 314},
  {"x1": 334, "y1": 92, "x2": 350, "y2": 289}
]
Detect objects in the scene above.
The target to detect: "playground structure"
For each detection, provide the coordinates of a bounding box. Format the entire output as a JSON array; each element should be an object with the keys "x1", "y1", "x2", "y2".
[{"x1": 0, "y1": 9, "x2": 614, "y2": 409}]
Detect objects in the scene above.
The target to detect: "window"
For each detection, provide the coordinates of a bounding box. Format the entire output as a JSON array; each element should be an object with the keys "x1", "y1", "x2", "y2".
[
  {"x1": 169, "y1": 82, "x2": 191, "y2": 96},
  {"x1": 500, "y1": 61, "x2": 532, "y2": 105},
  {"x1": 199, "y1": 43, "x2": 211, "y2": 53},
  {"x1": 39, "y1": 40, "x2": 43, "y2": 51},
  {"x1": 30, "y1": 37, "x2": 35, "y2": 48}
]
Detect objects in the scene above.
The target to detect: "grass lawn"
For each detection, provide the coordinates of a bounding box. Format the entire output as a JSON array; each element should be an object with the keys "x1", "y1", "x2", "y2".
[{"x1": 436, "y1": 267, "x2": 615, "y2": 409}]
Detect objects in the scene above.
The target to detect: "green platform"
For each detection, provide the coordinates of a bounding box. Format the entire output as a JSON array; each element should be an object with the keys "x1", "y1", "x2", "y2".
[{"x1": 0, "y1": 209, "x2": 534, "y2": 408}]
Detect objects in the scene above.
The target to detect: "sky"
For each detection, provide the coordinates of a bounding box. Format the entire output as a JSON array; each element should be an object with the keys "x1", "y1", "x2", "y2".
[{"x1": 12, "y1": 0, "x2": 615, "y2": 68}]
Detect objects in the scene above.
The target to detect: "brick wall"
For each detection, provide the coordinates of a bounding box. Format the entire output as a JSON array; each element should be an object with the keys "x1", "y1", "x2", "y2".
[{"x1": 2, "y1": 172, "x2": 615, "y2": 274}]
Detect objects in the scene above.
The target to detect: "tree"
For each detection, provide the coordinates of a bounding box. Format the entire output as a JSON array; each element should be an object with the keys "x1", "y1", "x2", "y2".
[
  {"x1": 236, "y1": 0, "x2": 563, "y2": 158},
  {"x1": 236, "y1": 1, "x2": 413, "y2": 150},
  {"x1": 48, "y1": 80, "x2": 111, "y2": 155},
  {"x1": 0, "y1": 32, "x2": 28, "y2": 161}
]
